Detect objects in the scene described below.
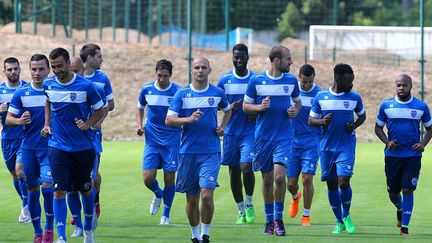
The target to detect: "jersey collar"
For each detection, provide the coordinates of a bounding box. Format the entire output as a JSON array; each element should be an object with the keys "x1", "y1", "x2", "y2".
[
  {"x1": 190, "y1": 83, "x2": 209, "y2": 93},
  {"x1": 395, "y1": 95, "x2": 413, "y2": 104},
  {"x1": 5, "y1": 80, "x2": 23, "y2": 89},
  {"x1": 154, "y1": 81, "x2": 172, "y2": 91},
  {"x1": 328, "y1": 87, "x2": 345, "y2": 96},
  {"x1": 299, "y1": 84, "x2": 315, "y2": 93},
  {"x1": 265, "y1": 70, "x2": 283, "y2": 80},
  {"x1": 30, "y1": 82, "x2": 44, "y2": 91},
  {"x1": 84, "y1": 71, "x2": 96, "y2": 78},
  {"x1": 56, "y1": 73, "x2": 76, "y2": 86},
  {"x1": 232, "y1": 69, "x2": 250, "y2": 80}
]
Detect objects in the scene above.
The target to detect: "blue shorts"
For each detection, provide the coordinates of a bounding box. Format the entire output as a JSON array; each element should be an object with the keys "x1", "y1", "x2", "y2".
[
  {"x1": 92, "y1": 131, "x2": 103, "y2": 153},
  {"x1": 253, "y1": 139, "x2": 292, "y2": 173},
  {"x1": 22, "y1": 149, "x2": 53, "y2": 188},
  {"x1": 176, "y1": 153, "x2": 220, "y2": 195},
  {"x1": 2, "y1": 138, "x2": 23, "y2": 172},
  {"x1": 91, "y1": 153, "x2": 101, "y2": 180},
  {"x1": 221, "y1": 134, "x2": 254, "y2": 166},
  {"x1": 287, "y1": 146, "x2": 319, "y2": 178},
  {"x1": 320, "y1": 150, "x2": 355, "y2": 181},
  {"x1": 48, "y1": 147, "x2": 95, "y2": 192},
  {"x1": 142, "y1": 144, "x2": 179, "y2": 172},
  {"x1": 385, "y1": 156, "x2": 421, "y2": 193}
]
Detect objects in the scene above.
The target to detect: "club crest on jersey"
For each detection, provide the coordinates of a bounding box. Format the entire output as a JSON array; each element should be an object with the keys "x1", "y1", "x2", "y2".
[
  {"x1": 70, "y1": 92, "x2": 77, "y2": 101},
  {"x1": 2, "y1": 90, "x2": 6, "y2": 93},
  {"x1": 208, "y1": 97, "x2": 215, "y2": 106},
  {"x1": 343, "y1": 101, "x2": 349, "y2": 108},
  {"x1": 411, "y1": 110, "x2": 417, "y2": 118},
  {"x1": 283, "y1": 86, "x2": 289, "y2": 93},
  {"x1": 167, "y1": 97, "x2": 173, "y2": 104}
]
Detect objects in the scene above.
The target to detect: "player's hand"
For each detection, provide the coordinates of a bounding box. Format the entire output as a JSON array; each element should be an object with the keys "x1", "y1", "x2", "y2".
[
  {"x1": 321, "y1": 113, "x2": 332, "y2": 125},
  {"x1": 40, "y1": 126, "x2": 52, "y2": 137},
  {"x1": 137, "y1": 125, "x2": 145, "y2": 136},
  {"x1": 287, "y1": 105, "x2": 299, "y2": 118},
  {"x1": 92, "y1": 122, "x2": 101, "y2": 130},
  {"x1": 260, "y1": 96, "x2": 270, "y2": 111},
  {"x1": 216, "y1": 126, "x2": 224, "y2": 137},
  {"x1": 345, "y1": 121, "x2": 355, "y2": 133},
  {"x1": 189, "y1": 109, "x2": 203, "y2": 123},
  {"x1": 75, "y1": 118, "x2": 90, "y2": 131},
  {"x1": 19, "y1": 111, "x2": 31, "y2": 125},
  {"x1": 0, "y1": 102, "x2": 8, "y2": 113},
  {"x1": 412, "y1": 143, "x2": 425, "y2": 152},
  {"x1": 231, "y1": 100, "x2": 242, "y2": 110},
  {"x1": 387, "y1": 139, "x2": 397, "y2": 150}
]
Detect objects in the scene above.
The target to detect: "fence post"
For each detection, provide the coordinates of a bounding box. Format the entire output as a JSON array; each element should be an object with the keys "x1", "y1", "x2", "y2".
[
  {"x1": 112, "y1": 0, "x2": 116, "y2": 41},
  {"x1": 137, "y1": 0, "x2": 142, "y2": 43}
]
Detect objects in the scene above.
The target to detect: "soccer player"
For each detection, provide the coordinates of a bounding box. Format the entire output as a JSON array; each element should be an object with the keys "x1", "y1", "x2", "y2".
[
  {"x1": 166, "y1": 57, "x2": 232, "y2": 243},
  {"x1": 80, "y1": 43, "x2": 115, "y2": 219},
  {"x1": 375, "y1": 74, "x2": 432, "y2": 236},
  {"x1": 308, "y1": 63, "x2": 366, "y2": 234},
  {"x1": 41, "y1": 47, "x2": 104, "y2": 243},
  {"x1": 217, "y1": 44, "x2": 256, "y2": 224},
  {"x1": 1, "y1": 57, "x2": 30, "y2": 223},
  {"x1": 243, "y1": 45, "x2": 301, "y2": 236},
  {"x1": 70, "y1": 57, "x2": 85, "y2": 75},
  {"x1": 287, "y1": 64, "x2": 321, "y2": 226},
  {"x1": 136, "y1": 59, "x2": 181, "y2": 224},
  {"x1": 6, "y1": 54, "x2": 54, "y2": 243}
]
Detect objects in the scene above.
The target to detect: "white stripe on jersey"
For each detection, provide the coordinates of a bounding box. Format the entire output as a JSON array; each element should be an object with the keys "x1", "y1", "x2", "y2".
[
  {"x1": 376, "y1": 118, "x2": 385, "y2": 127},
  {"x1": 106, "y1": 93, "x2": 114, "y2": 101},
  {"x1": 8, "y1": 106, "x2": 20, "y2": 115},
  {"x1": 21, "y1": 95, "x2": 46, "y2": 108},
  {"x1": 223, "y1": 83, "x2": 248, "y2": 95},
  {"x1": 384, "y1": 108, "x2": 424, "y2": 120},
  {"x1": 182, "y1": 97, "x2": 221, "y2": 109},
  {"x1": 319, "y1": 99, "x2": 358, "y2": 111},
  {"x1": 167, "y1": 110, "x2": 178, "y2": 117},
  {"x1": 256, "y1": 84, "x2": 294, "y2": 96},
  {"x1": 46, "y1": 90, "x2": 87, "y2": 103},
  {"x1": 300, "y1": 96, "x2": 314, "y2": 108},
  {"x1": 244, "y1": 95, "x2": 254, "y2": 103},
  {"x1": 145, "y1": 94, "x2": 172, "y2": 107},
  {"x1": 93, "y1": 82, "x2": 105, "y2": 88},
  {"x1": 0, "y1": 93, "x2": 14, "y2": 103}
]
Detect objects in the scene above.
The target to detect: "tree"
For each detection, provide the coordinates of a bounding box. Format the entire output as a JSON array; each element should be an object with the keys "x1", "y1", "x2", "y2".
[{"x1": 277, "y1": 2, "x2": 304, "y2": 41}]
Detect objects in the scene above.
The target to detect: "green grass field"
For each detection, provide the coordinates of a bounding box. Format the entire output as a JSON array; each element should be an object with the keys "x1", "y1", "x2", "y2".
[{"x1": 1, "y1": 142, "x2": 432, "y2": 242}]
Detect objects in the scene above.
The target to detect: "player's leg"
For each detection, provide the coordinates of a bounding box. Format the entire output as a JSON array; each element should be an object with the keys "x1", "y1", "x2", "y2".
[
  {"x1": 273, "y1": 164, "x2": 287, "y2": 236},
  {"x1": 143, "y1": 145, "x2": 163, "y2": 215},
  {"x1": 300, "y1": 145, "x2": 319, "y2": 226},
  {"x1": 200, "y1": 188, "x2": 214, "y2": 243},
  {"x1": 385, "y1": 156, "x2": 403, "y2": 228},
  {"x1": 186, "y1": 193, "x2": 201, "y2": 242},
  {"x1": 160, "y1": 171, "x2": 175, "y2": 224},
  {"x1": 16, "y1": 150, "x2": 29, "y2": 212},
  {"x1": 38, "y1": 150, "x2": 54, "y2": 242},
  {"x1": 286, "y1": 147, "x2": 302, "y2": 219},
  {"x1": 93, "y1": 153, "x2": 102, "y2": 218},
  {"x1": 239, "y1": 135, "x2": 255, "y2": 224},
  {"x1": 336, "y1": 150, "x2": 356, "y2": 233}
]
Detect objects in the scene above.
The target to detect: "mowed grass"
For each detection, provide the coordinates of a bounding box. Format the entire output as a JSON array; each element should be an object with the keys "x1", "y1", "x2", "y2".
[{"x1": 1, "y1": 142, "x2": 432, "y2": 242}]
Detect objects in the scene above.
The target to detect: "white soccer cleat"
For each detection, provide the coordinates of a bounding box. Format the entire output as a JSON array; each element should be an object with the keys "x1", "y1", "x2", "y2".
[
  {"x1": 160, "y1": 216, "x2": 170, "y2": 225},
  {"x1": 18, "y1": 205, "x2": 31, "y2": 223},
  {"x1": 149, "y1": 196, "x2": 162, "y2": 215},
  {"x1": 83, "y1": 230, "x2": 95, "y2": 243},
  {"x1": 55, "y1": 237, "x2": 66, "y2": 243},
  {"x1": 71, "y1": 226, "x2": 83, "y2": 237}
]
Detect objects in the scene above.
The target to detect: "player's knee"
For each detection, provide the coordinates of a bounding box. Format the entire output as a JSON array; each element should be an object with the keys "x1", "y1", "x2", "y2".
[
  {"x1": 274, "y1": 174, "x2": 286, "y2": 187},
  {"x1": 241, "y1": 163, "x2": 253, "y2": 175},
  {"x1": 143, "y1": 175, "x2": 156, "y2": 186},
  {"x1": 201, "y1": 194, "x2": 214, "y2": 206},
  {"x1": 54, "y1": 190, "x2": 66, "y2": 198},
  {"x1": 302, "y1": 175, "x2": 313, "y2": 186},
  {"x1": 401, "y1": 189, "x2": 413, "y2": 195},
  {"x1": 229, "y1": 166, "x2": 241, "y2": 176},
  {"x1": 339, "y1": 180, "x2": 350, "y2": 190},
  {"x1": 326, "y1": 178, "x2": 338, "y2": 190},
  {"x1": 287, "y1": 181, "x2": 297, "y2": 192}
]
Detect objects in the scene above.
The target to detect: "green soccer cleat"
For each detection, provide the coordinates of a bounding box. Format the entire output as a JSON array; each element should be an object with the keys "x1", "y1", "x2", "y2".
[
  {"x1": 343, "y1": 215, "x2": 356, "y2": 234},
  {"x1": 245, "y1": 206, "x2": 256, "y2": 224},
  {"x1": 236, "y1": 214, "x2": 246, "y2": 224},
  {"x1": 332, "y1": 222, "x2": 346, "y2": 234}
]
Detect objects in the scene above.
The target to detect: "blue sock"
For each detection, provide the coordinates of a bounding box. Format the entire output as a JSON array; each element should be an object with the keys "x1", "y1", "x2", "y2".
[
  {"x1": 328, "y1": 189, "x2": 343, "y2": 224},
  {"x1": 274, "y1": 201, "x2": 284, "y2": 221},
  {"x1": 339, "y1": 187, "x2": 352, "y2": 218},
  {"x1": 18, "y1": 178, "x2": 28, "y2": 207},
  {"x1": 401, "y1": 194, "x2": 414, "y2": 227},
  {"x1": 28, "y1": 191, "x2": 43, "y2": 235},
  {"x1": 389, "y1": 193, "x2": 402, "y2": 210},
  {"x1": 53, "y1": 198, "x2": 67, "y2": 240},
  {"x1": 82, "y1": 190, "x2": 95, "y2": 231},
  {"x1": 67, "y1": 192, "x2": 83, "y2": 228},
  {"x1": 162, "y1": 185, "x2": 175, "y2": 218},
  {"x1": 264, "y1": 203, "x2": 274, "y2": 223},
  {"x1": 13, "y1": 179, "x2": 22, "y2": 200},
  {"x1": 146, "y1": 180, "x2": 163, "y2": 198},
  {"x1": 42, "y1": 187, "x2": 54, "y2": 230}
]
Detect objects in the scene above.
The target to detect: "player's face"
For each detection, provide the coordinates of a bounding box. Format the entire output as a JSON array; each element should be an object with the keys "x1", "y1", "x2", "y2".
[
  {"x1": 299, "y1": 73, "x2": 315, "y2": 91},
  {"x1": 277, "y1": 49, "x2": 293, "y2": 73},
  {"x1": 191, "y1": 59, "x2": 211, "y2": 83},
  {"x1": 395, "y1": 77, "x2": 412, "y2": 100},
  {"x1": 339, "y1": 73, "x2": 354, "y2": 92},
  {"x1": 3, "y1": 62, "x2": 21, "y2": 83},
  {"x1": 30, "y1": 60, "x2": 50, "y2": 85},
  {"x1": 91, "y1": 50, "x2": 103, "y2": 70},
  {"x1": 156, "y1": 69, "x2": 171, "y2": 89},
  {"x1": 50, "y1": 56, "x2": 70, "y2": 81},
  {"x1": 70, "y1": 60, "x2": 84, "y2": 75},
  {"x1": 232, "y1": 50, "x2": 248, "y2": 72}
]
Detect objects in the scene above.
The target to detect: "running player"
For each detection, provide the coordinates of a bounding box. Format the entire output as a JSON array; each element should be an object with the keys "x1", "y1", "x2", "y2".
[{"x1": 70, "y1": 57, "x2": 85, "y2": 75}]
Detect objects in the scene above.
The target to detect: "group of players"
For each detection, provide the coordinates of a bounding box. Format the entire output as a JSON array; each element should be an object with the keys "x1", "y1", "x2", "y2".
[
  {"x1": 2, "y1": 44, "x2": 114, "y2": 243},
  {"x1": 136, "y1": 43, "x2": 432, "y2": 242}
]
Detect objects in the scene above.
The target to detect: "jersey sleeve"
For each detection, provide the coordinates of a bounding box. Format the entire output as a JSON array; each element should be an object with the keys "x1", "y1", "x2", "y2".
[
  {"x1": 422, "y1": 103, "x2": 432, "y2": 128},
  {"x1": 354, "y1": 94, "x2": 365, "y2": 116},
  {"x1": 309, "y1": 94, "x2": 321, "y2": 118},
  {"x1": 8, "y1": 90, "x2": 23, "y2": 115},
  {"x1": 137, "y1": 87, "x2": 147, "y2": 109},
  {"x1": 376, "y1": 102, "x2": 387, "y2": 127},
  {"x1": 167, "y1": 89, "x2": 183, "y2": 117},
  {"x1": 104, "y1": 76, "x2": 114, "y2": 101},
  {"x1": 291, "y1": 78, "x2": 301, "y2": 102},
  {"x1": 96, "y1": 86, "x2": 108, "y2": 108},
  {"x1": 216, "y1": 76, "x2": 225, "y2": 91},
  {"x1": 87, "y1": 83, "x2": 104, "y2": 110},
  {"x1": 244, "y1": 77, "x2": 257, "y2": 104},
  {"x1": 218, "y1": 90, "x2": 230, "y2": 112}
]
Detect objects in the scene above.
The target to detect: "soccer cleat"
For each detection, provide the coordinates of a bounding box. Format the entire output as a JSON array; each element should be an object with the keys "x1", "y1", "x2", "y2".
[
  {"x1": 18, "y1": 205, "x2": 31, "y2": 223},
  {"x1": 273, "y1": 219, "x2": 286, "y2": 236},
  {"x1": 343, "y1": 215, "x2": 356, "y2": 234},
  {"x1": 301, "y1": 215, "x2": 311, "y2": 226},
  {"x1": 396, "y1": 209, "x2": 402, "y2": 227},
  {"x1": 236, "y1": 214, "x2": 246, "y2": 224},
  {"x1": 191, "y1": 238, "x2": 200, "y2": 243},
  {"x1": 33, "y1": 234, "x2": 43, "y2": 243},
  {"x1": 71, "y1": 226, "x2": 83, "y2": 237},
  {"x1": 400, "y1": 226, "x2": 409, "y2": 236},
  {"x1": 70, "y1": 218, "x2": 75, "y2": 225},
  {"x1": 288, "y1": 191, "x2": 302, "y2": 218},
  {"x1": 150, "y1": 196, "x2": 162, "y2": 215},
  {"x1": 83, "y1": 230, "x2": 95, "y2": 243},
  {"x1": 264, "y1": 222, "x2": 274, "y2": 235},
  {"x1": 54, "y1": 237, "x2": 66, "y2": 243},
  {"x1": 332, "y1": 222, "x2": 346, "y2": 234},
  {"x1": 95, "y1": 202, "x2": 101, "y2": 219},
  {"x1": 92, "y1": 206, "x2": 98, "y2": 230},
  {"x1": 202, "y1": 234, "x2": 210, "y2": 243},
  {"x1": 160, "y1": 216, "x2": 170, "y2": 225},
  {"x1": 42, "y1": 229, "x2": 54, "y2": 243},
  {"x1": 245, "y1": 206, "x2": 256, "y2": 224}
]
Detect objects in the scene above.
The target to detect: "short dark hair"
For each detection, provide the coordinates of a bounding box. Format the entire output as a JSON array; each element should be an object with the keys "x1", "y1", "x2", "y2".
[
  {"x1": 233, "y1": 43, "x2": 248, "y2": 55},
  {"x1": 334, "y1": 63, "x2": 353, "y2": 80},
  {"x1": 80, "y1": 43, "x2": 101, "y2": 63},
  {"x1": 30, "y1": 54, "x2": 49, "y2": 68},
  {"x1": 49, "y1": 48, "x2": 70, "y2": 62},
  {"x1": 299, "y1": 64, "x2": 315, "y2": 77},
  {"x1": 155, "y1": 59, "x2": 173, "y2": 75},
  {"x1": 269, "y1": 45, "x2": 288, "y2": 62},
  {"x1": 4, "y1": 57, "x2": 20, "y2": 69}
]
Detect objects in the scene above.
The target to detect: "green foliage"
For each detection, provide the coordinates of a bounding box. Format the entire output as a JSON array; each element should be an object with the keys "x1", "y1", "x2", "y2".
[{"x1": 277, "y1": 2, "x2": 303, "y2": 41}]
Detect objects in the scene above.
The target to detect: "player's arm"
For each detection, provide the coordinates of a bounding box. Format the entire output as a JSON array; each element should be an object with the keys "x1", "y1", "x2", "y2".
[
  {"x1": 93, "y1": 106, "x2": 109, "y2": 130},
  {"x1": 216, "y1": 107, "x2": 232, "y2": 137},
  {"x1": 41, "y1": 100, "x2": 52, "y2": 137},
  {"x1": 108, "y1": 99, "x2": 115, "y2": 111},
  {"x1": 414, "y1": 126, "x2": 432, "y2": 152},
  {"x1": 375, "y1": 123, "x2": 397, "y2": 149},
  {"x1": 243, "y1": 96, "x2": 270, "y2": 114},
  {"x1": 287, "y1": 99, "x2": 302, "y2": 118},
  {"x1": 165, "y1": 109, "x2": 203, "y2": 127},
  {"x1": 76, "y1": 108, "x2": 105, "y2": 130},
  {"x1": 135, "y1": 107, "x2": 145, "y2": 136},
  {"x1": 5, "y1": 111, "x2": 31, "y2": 126}
]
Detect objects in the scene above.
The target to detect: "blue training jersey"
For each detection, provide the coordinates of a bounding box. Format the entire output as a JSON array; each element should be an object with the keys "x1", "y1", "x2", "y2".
[
  {"x1": 84, "y1": 70, "x2": 114, "y2": 101},
  {"x1": 310, "y1": 88, "x2": 365, "y2": 152},
  {"x1": 244, "y1": 71, "x2": 300, "y2": 141},
  {"x1": 167, "y1": 83, "x2": 230, "y2": 154},
  {"x1": 91, "y1": 85, "x2": 107, "y2": 153},
  {"x1": 137, "y1": 81, "x2": 181, "y2": 146},
  {"x1": 217, "y1": 69, "x2": 255, "y2": 136},
  {"x1": 8, "y1": 82, "x2": 47, "y2": 150},
  {"x1": 44, "y1": 74, "x2": 104, "y2": 152},
  {"x1": 292, "y1": 84, "x2": 322, "y2": 148},
  {"x1": 0, "y1": 80, "x2": 27, "y2": 139},
  {"x1": 376, "y1": 96, "x2": 432, "y2": 157}
]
